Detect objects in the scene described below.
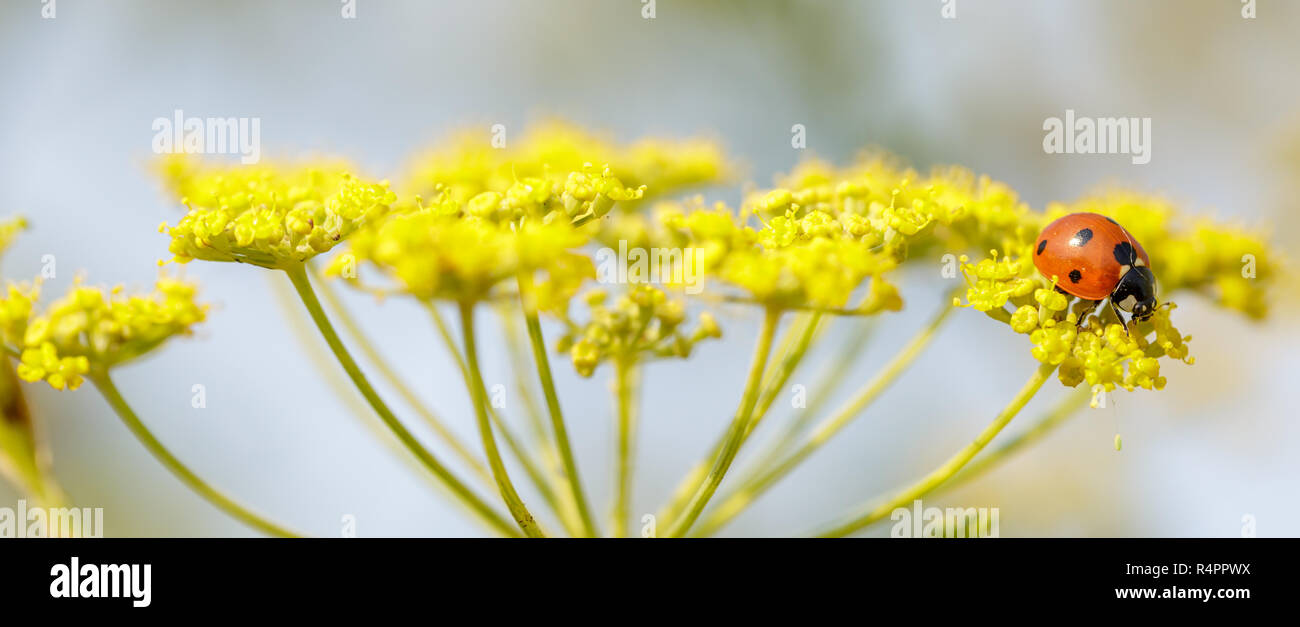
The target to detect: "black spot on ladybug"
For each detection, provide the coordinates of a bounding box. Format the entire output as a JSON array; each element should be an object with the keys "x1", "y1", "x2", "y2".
[
  {"x1": 1069, "y1": 269, "x2": 1082, "y2": 283},
  {"x1": 1069, "y1": 228, "x2": 1093, "y2": 247},
  {"x1": 1113, "y1": 241, "x2": 1135, "y2": 265},
  {"x1": 1036, "y1": 240, "x2": 1047, "y2": 255}
]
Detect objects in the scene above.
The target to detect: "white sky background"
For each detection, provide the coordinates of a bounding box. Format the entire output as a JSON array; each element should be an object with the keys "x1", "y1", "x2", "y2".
[{"x1": 0, "y1": 0, "x2": 1296, "y2": 537}]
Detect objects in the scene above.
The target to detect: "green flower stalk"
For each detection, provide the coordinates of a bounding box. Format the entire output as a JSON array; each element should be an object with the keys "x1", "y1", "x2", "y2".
[
  {"x1": 815, "y1": 362, "x2": 1059, "y2": 538},
  {"x1": 693, "y1": 295, "x2": 955, "y2": 537},
  {"x1": 496, "y1": 303, "x2": 588, "y2": 536},
  {"x1": 665, "y1": 307, "x2": 781, "y2": 538},
  {"x1": 944, "y1": 386, "x2": 1093, "y2": 493},
  {"x1": 159, "y1": 156, "x2": 519, "y2": 536},
  {"x1": 0, "y1": 351, "x2": 65, "y2": 508},
  {"x1": 457, "y1": 301, "x2": 545, "y2": 537},
  {"x1": 554, "y1": 285, "x2": 721, "y2": 535},
  {"x1": 310, "y1": 272, "x2": 493, "y2": 488},
  {"x1": 0, "y1": 274, "x2": 298, "y2": 537},
  {"x1": 516, "y1": 274, "x2": 601, "y2": 538},
  {"x1": 316, "y1": 164, "x2": 650, "y2": 538},
  {"x1": 422, "y1": 300, "x2": 574, "y2": 536},
  {"x1": 0, "y1": 216, "x2": 67, "y2": 507},
  {"x1": 610, "y1": 354, "x2": 639, "y2": 538},
  {"x1": 745, "y1": 316, "x2": 880, "y2": 470},
  {"x1": 283, "y1": 264, "x2": 520, "y2": 536}
]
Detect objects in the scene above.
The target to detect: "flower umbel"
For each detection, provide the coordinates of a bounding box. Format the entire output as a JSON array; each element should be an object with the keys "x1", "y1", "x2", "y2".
[
  {"x1": 954, "y1": 247, "x2": 1195, "y2": 391},
  {"x1": 2, "y1": 275, "x2": 207, "y2": 389},
  {"x1": 405, "y1": 120, "x2": 730, "y2": 206},
  {"x1": 556, "y1": 285, "x2": 721, "y2": 377},
  {"x1": 159, "y1": 156, "x2": 395, "y2": 269}
]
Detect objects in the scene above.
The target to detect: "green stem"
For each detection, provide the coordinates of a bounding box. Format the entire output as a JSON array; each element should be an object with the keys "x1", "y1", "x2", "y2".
[
  {"x1": 656, "y1": 310, "x2": 815, "y2": 527},
  {"x1": 498, "y1": 305, "x2": 585, "y2": 535},
  {"x1": 516, "y1": 273, "x2": 601, "y2": 538},
  {"x1": 266, "y1": 272, "x2": 509, "y2": 536},
  {"x1": 665, "y1": 307, "x2": 781, "y2": 538},
  {"x1": 815, "y1": 362, "x2": 1059, "y2": 538},
  {"x1": 282, "y1": 263, "x2": 519, "y2": 537},
  {"x1": 0, "y1": 363, "x2": 67, "y2": 508},
  {"x1": 89, "y1": 370, "x2": 299, "y2": 537},
  {"x1": 424, "y1": 301, "x2": 571, "y2": 534},
  {"x1": 457, "y1": 302, "x2": 545, "y2": 538},
  {"x1": 753, "y1": 316, "x2": 879, "y2": 464},
  {"x1": 944, "y1": 387, "x2": 1090, "y2": 492},
  {"x1": 748, "y1": 312, "x2": 823, "y2": 437},
  {"x1": 611, "y1": 356, "x2": 639, "y2": 537},
  {"x1": 311, "y1": 266, "x2": 493, "y2": 487},
  {"x1": 693, "y1": 300, "x2": 953, "y2": 536}
]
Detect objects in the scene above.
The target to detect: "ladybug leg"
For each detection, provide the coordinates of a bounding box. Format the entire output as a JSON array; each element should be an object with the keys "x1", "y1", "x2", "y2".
[
  {"x1": 1074, "y1": 299, "x2": 1101, "y2": 329},
  {"x1": 1107, "y1": 299, "x2": 1131, "y2": 336}
]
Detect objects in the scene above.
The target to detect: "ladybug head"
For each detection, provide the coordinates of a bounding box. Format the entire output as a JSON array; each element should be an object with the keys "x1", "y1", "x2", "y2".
[{"x1": 1113, "y1": 266, "x2": 1158, "y2": 322}]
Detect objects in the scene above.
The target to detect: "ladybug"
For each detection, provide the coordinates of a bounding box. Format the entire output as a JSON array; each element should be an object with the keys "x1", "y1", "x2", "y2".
[{"x1": 1032, "y1": 212, "x2": 1158, "y2": 330}]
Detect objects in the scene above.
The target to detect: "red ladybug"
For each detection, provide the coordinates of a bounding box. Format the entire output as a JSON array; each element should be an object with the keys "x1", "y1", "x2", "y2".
[{"x1": 1032, "y1": 212, "x2": 1158, "y2": 329}]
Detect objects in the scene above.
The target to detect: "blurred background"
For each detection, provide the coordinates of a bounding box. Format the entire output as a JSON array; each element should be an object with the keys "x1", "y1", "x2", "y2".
[{"x1": 0, "y1": 0, "x2": 1296, "y2": 537}]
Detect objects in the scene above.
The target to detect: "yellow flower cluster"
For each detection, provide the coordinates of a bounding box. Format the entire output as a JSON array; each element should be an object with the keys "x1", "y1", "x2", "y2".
[
  {"x1": 751, "y1": 157, "x2": 1035, "y2": 255},
  {"x1": 1045, "y1": 192, "x2": 1278, "y2": 319},
  {"x1": 623, "y1": 152, "x2": 1272, "y2": 393},
  {"x1": 145, "y1": 128, "x2": 1279, "y2": 399},
  {"x1": 404, "y1": 120, "x2": 731, "y2": 205},
  {"x1": 415, "y1": 163, "x2": 647, "y2": 227},
  {"x1": 329, "y1": 211, "x2": 592, "y2": 303},
  {"x1": 311, "y1": 121, "x2": 726, "y2": 315},
  {"x1": 954, "y1": 242, "x2": 1199, "y2": 391},
  {"x1": 330, "y1": 165, "x2": 646, "y2": 303},
  {"x1": 614, "y1": 155, "x2": 1027, "y2": 312},
  {"x1": 158, "y1": 156, "x2": 396, "y2": 269},
  {"x1": 1017, "y1": 303, "x2": 1193, "y2": 393},
  {"x1": 609, "y1": 201, "x2": 886, "y2": 311},
  {"x1": 0, "y1": 276, "x2": 207, "y2": 390},
  {"x1": 939, "y1": 184, "x2": 1276, "y2": 390},
  {"x1": 556, "y1": 285, "x2": 721, "y2": 377},
  {"x1": 0, "y1": 216, "x2": 27, "y2": 255}
]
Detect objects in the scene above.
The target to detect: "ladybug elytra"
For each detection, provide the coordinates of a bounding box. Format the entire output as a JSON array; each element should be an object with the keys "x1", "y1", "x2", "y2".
[{"x1": 1032, "y1": 212, "x2": 1158, "y2": 331}]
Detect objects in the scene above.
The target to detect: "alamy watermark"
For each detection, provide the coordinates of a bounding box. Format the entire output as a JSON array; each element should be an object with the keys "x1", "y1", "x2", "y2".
[
  {"x1": 595, "y1": 240, "x2": 704, "y2": 294},
  {"x1": 1, "y1": 500, "x2": 104, "y2": 538},
  {"x1": 50, "y1": 557, "x2": 150, "y2": 608},
  {"x1": 1043, "y1": 109, "x2": 1151, "y2": 165},
  {"x1": 890, "y1": 499, "x2": 1000, "y2": 538},
  {"x1": 152, "y1": 109, "x2": 261, "y2": 164}
]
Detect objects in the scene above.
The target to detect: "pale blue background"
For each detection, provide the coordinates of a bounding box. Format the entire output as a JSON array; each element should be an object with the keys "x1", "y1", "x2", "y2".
[{"x1": 0, "y1": 0, "x2": 1296, "y2": 536}]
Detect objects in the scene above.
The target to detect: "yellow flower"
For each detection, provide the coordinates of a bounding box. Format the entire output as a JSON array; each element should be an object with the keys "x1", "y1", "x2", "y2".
[
  {"x1": 743, "y1": 154, "x2": 1034, "y2": 259},
  {"x1": 332, "y1": 164, "x2": 643, "y2": 309},
  {"x1": 0, "y1": 281, "x2": 39, "y2": 348},
  {"x1": 454, "y1": 164, "x2": 646, "y2": 226},
  {"x1": 1047, "y1": 309, "x2": 1190, "y2": 393},
  {"x1": 555, "y1": 285, "x2": 720, "y2": 377},
  {"x1": 331, "y1": 210, "x2": 589, "y2": 303},
  {"x1": 1, "y1": 275, "x2": 207, "y2": 389},
  {"x1": 16, "y1": 343, "x2": 90, "y2": 391},
  {"x1": 0, "y1": 216, "x2": 27, "y2": 255},
  {"x1": 955, "y1": 246, "x2": 1198, "y2": 391},
  {"x1": 954, "y1": 250, "x2": 1038, "y2": 313},
  {"x1": 158, "y1": 156, "x2": 395, "y2": 269},
  {"x1": 405, "y1": 120, "x2": 731, "y2": 206},
  {"x1": 645, "y1": 196, "x2": 904, "y2": 311},
  {"x1": 1009, "y1": 305, "x2": 1039, "y2": 334}
]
